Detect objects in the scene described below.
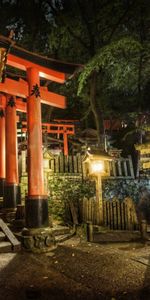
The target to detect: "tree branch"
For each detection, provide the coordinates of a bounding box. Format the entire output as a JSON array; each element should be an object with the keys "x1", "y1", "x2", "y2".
[
  {"x1": 107, "y1": 0, "x2": 136, "y2": 42},
  {"x1": 45, "y1": 0, "x2": 90, "y2": 51},
  {"x1": 80, "y1": 105, "x2": 92, "y2": 121},
  {"x1": 76, "y1": 0, "x2": 95, "y2": 55}
]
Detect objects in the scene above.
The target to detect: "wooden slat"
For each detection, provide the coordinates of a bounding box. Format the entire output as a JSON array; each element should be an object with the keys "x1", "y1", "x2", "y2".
[
  {"x1": 50, "y1": 158, "x2": 55, "y2": 172},
  {"x1": 117, "y1": 201, "x2": 121, "y2": 230},
  {"x1": 91, "y1": 200, "x2": 95, "y2": 223},
  {"x1": 93, "y1": 198, "x2": 96, "y2": 224},
  {"x1": 106, "y1": 201, "x2": 110, "y2": 228},
  {"x1": 85, "y1": 199, "x2": 88, "y2": 221},
  {"x1": 128, "y1": 155, "x2": 135, "y2": 178},
  {"x1": 82, "y1": 198, "x2": 86, "y2": 221},
  {"x1": 64, "y1": 155, "x2": 69, "y2": 173},
  {"x1": 73, "y1": 155, "x2": 78, "y2": 173},
  {"x1": 103, "y1": 200, "x2": 107, "y2": 226},
  {"x1": 77, "y1": 154, "x2": 82, "y2": 173},
  {"x1": 96, "y1": 202, "x2": 99, "y2": 225},
  {"x1": 124, "y1": 202, "x2": 128, "y2": 230},
  {"x1": 112, "y1": 199, "x2": 117, "y2": 229},
  {"x1": 59, "y1": 153, "x2": 64, "y2": 173},
  {"x1": 112, "y1": 161, "x2": 117, "y2": 177},
  {"x1": 121, "y1": 202, "x2": 125, "y2": 230},
  {"x1": 88, "y1": 198, "x2": 92, "y2": 221},
  {"x1": 123, "y1": 160, "x2": 128, "y2": 177},
  {"x1": 68, "y1": 155, "x2": 73, "y2": 173},
  {"x1": 55, "y1": 156, "x2": 59, "y2": 173},
  {"x1": 110, "y1": 202, "x2": 113, "y2": 229},
  {"x1": 117, "y1": 160, "x2": 122, "y2": 176}
]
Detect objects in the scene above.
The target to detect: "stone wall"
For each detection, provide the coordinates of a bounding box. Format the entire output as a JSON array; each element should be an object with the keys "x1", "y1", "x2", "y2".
[{"x1": 102, "y1": 178, "x2": 150, "y2": 203}]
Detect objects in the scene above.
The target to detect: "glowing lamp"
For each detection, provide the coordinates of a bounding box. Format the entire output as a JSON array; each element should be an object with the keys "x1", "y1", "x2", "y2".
[
  {"x1": 83, "y1": 149, "x2": 112, "y2": 178},
  {"x1": 90, "y1": 161, "x2": 104, "y2": 174}
]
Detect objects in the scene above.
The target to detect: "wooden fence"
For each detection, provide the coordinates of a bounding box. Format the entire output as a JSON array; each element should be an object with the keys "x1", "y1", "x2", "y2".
[
  {"x1": 49, "y1": 153, "x2": 83, "y2": 174},
  {"x1": 81, "y1": 197, "x2": 139, "y2": 230},
  {"x1": 48, "y1": 153, "x2": 134, "y2": 178},
  {"x1": 20, "y1": 151, "x2": 135, "y2": 178},
  {"x1": 109, "y1": 155, "x2": 134, "y2": 178}
]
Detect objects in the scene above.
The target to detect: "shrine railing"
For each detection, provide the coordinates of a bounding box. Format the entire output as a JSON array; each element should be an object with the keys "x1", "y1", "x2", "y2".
[{"x1": 19, "y1": 151, "x2": 135, "y2": 179}]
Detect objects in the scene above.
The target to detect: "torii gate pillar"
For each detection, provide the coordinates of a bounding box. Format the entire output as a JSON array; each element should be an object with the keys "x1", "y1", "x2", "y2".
[
  {"x1": 26, "y1": 67, "x2": 49, "y2": 228},
  {"x1": 0, "y1": 95, "x2": 6, "y2": 197},
  {"x1": 4, "y1": 95, "x2": 19, "y2": 208}
]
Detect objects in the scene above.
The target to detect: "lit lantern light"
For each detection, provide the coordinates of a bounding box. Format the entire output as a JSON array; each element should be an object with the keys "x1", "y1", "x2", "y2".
[{"x1": 90, "y1": 160, "x2": 104, "y2": 174}]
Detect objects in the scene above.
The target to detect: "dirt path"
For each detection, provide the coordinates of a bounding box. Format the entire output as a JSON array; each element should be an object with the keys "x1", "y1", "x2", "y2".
[{"x1": 0, "y1": 237, "x2": 150, "y2": 300}]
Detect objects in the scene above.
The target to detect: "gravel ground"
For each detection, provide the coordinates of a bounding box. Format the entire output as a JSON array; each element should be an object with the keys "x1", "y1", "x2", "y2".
[{"x1": 0, "y1": 237, "x2": 150, "y2": 300}]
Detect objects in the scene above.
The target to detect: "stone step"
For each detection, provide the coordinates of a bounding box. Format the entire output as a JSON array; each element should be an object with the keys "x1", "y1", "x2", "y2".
[
  {"x1": 0, "y1": 241, "x2": 12, "y2": 253},
  {"x1": 52, "y1": 226, "x2": 71, "y2": 236},
  {"x1": 0, "y1": 231, "x2": 6, "y2": 242},
  {"x1": 55, "y1": 232, "x2": 75, "y2": 243}
]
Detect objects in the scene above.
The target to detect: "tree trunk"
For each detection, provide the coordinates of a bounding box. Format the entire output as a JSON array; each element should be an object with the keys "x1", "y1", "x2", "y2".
[{"x1": 89, "y1": 71, "x2": 104, "y2": 148}]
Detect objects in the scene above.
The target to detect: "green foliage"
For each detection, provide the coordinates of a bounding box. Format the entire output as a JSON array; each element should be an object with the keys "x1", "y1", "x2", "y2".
[
  {"x1": 103, "y1": 178, "x2": 150, "y2": 204},
  {"x1": 48, "y1": 177, "x2": 95, "y2": 223},
  {"x1": 78, "y1": 37, "x2": 142, "y2": 95}
]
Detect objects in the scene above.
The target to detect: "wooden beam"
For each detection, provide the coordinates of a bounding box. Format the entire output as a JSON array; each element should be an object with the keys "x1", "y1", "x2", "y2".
[
  {"x1": 7, "y1": 54, "x2": 65, "y2": 83},
  {"x1": 40, "y1": 87, "x2": 66, "y2": 108},
  {"x1": 0, "y1": 79, "x2": 66, "y2": 108},
  {"x1": 0, "y1": 78, "x2": 28, "y2": 98},
  {"x1": 16, "y1": 99, "x2": 27, "y2": 112}
]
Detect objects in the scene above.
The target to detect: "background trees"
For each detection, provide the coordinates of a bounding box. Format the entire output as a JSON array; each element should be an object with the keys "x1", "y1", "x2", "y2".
[{"x1": 0, "y1": 0, "x2": 149, "y2": 150}]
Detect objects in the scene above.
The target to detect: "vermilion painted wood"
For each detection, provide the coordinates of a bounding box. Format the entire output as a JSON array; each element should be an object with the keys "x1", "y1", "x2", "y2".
[
  {"x1": 5, "y1": 95, "x2": 18, "y2": 184},
  {"x1": 27, "y1": 67, "x2": 45, "y2": 196},
  {"x1": 22, "y1": 121, "x2": 75, "y2": 156},
  {"x1": 22, "y1": 121, "x2": 75, "y2": 133},
  {"x1": 0, "y1": 78, "x2": 28, "y2": 98},
  {"x1": 40, "y1": 87, "x2": 66, "y2": 108},
  {"x1": 0, "y1": 78, "x2": 66, "y2": 108},
  {"x1": 63, "y1": 133, "x2": 68, "y2": 156},
  {"x1": 7, "y1": 54, "x2": 65, "y2": 83},
  {"x1": 16, "y1": 100, "x2": 27, "y2": 112},
  {"x1": 0, "y1": 96, "x2": 5, "y2": 179},
  {"x1": 0, "y1": 94, "x2": 6, "y2": 108}
]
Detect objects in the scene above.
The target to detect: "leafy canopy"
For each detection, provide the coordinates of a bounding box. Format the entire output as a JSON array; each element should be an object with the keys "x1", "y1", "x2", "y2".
[{"x1": 78, "y1": 36, "x2": 142, "y2": 95}]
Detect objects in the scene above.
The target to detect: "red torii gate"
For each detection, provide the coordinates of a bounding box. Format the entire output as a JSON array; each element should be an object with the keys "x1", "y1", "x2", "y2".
[
  {"x1": 21, "y1": 121, "x2": 75, "y2": 156},
  {"x1": 0, "y1": 35, "x2": 80, "y2": 229},
  {"x1": 0, "y1": 97, "x2": 74, "y2": 155}
]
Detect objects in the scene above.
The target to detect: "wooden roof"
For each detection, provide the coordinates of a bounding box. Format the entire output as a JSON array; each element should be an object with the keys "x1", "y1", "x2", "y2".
[{"x1": 0, "y1": 35, "x2": 83, "y2": 81}]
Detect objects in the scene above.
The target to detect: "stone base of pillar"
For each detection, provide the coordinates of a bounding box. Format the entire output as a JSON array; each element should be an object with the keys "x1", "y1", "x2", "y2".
[
  {"x1": 3, "y1": 183, "x2": 20, "y2": 209},
  {"x1": 25, "y1": 196, "x2": 49, "y2": 228},
  {"x1": 21, "y1": 227, "x2": 56, "y2": 253},
  {"x1": 0, "y1": 178, "x2": 5, "y2": 197}
]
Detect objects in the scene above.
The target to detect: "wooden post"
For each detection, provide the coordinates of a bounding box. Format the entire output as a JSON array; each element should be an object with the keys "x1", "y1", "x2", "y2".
[
  {"x1": 4, "y1": 95, "x2": 19, "y2": 208},
  {"x1": 0, "y1": 101, "x2": 5, "y2": 197},
  {"x1": 96, "y1": 174, "x2": 103, "y2": 225},
  {"x1": 26, "y1": 67, "x2": 49, "y2": 228},
  {"x1": 141, "y1": 219, "x2": 147, "y2": 240},
  {"x1": 63, "y1": 131, "x2": 68, "y2": 156},
  {"x1": 86, "y1": 221, "x2": 93, "y2": 242}
]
